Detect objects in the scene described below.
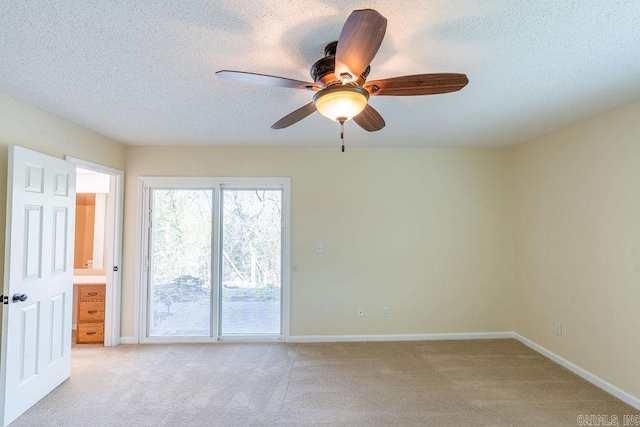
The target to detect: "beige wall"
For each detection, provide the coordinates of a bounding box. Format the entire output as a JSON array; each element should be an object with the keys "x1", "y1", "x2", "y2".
[
  {"x1": 512, "y1": 100, "x2": 640, "y2": 399},
  {"x1": 0, "y1": 93, "x2": 126, "y2": 332},
  {"x1": 122, "y1": 146, "x2": 515, "y2": 337}
]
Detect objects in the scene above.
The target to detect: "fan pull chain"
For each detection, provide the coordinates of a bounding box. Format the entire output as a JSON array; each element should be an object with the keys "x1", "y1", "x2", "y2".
[{"x1": 338, "y1": 117, "x2": 346, "y2": 152}]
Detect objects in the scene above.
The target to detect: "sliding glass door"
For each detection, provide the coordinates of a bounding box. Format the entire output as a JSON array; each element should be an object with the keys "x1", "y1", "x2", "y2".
[
  {"x1": 220, "y1": 189, "x2": 282, "y2": 335},
  {"x1": 148, "y1": 189, "x2": 213, "y2": 337},
  {"x1": 141, "y1": 179, "x2": 288, "y2": 342}
]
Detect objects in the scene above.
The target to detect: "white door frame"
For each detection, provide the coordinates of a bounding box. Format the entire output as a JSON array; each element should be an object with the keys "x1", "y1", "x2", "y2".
[
  {"x1": 65, "y1": 156, "x2": 124, "y2": 347},
  {"x1": 135, "y1": 176, "x2": 291, "y2": 343}
]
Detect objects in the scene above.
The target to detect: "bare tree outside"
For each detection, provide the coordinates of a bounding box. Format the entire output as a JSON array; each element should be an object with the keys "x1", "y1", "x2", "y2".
[
  {"x1": 222, "y1": 190, "x2": 281, "y2": 289},
  {"x1": 221, "y1": 189, "x2": 282, "y2": 334},
  {"x1": 148, "y1": 188, "x2": 282, "y2": 337},
  {"x1": 149, "y1": 189, "x2": 213, "y2": 336}
]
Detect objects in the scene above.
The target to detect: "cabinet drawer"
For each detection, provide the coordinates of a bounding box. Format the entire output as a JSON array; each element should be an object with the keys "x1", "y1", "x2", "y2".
[
  {"x1": 78, "y1": 285, "x2": 105, "y2": 301},
  {"x1": 77, "y1": 323, "x2": 104, "y2": 344},
  {"x1": 78, "y1": 302, "x2": 105, "y2": 322}
]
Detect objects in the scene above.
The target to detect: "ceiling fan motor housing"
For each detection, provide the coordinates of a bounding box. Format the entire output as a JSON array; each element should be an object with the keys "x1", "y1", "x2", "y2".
[{"x1": 310, "y1": 42, "x2": 370, "y2": 86}]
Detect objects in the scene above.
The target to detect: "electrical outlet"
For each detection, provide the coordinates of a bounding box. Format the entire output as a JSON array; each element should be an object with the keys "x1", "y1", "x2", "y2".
[
  {"x1": 382, "y1": 307, "x2": 389, "y2": 317},
  {"x1": 554, "y1": 322, "x2": 562, "y2": 336},
  {"x1": 358, "y1": 307, "x2": 364, "y2": 317}
]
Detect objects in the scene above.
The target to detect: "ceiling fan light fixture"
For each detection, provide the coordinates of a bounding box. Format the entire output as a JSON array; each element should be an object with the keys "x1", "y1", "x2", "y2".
[{"x1": 313, "y1": 85, "x2": 369, "y2": 122}]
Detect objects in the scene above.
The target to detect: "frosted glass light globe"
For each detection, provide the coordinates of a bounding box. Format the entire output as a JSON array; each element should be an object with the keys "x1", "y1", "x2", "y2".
[{"x1": 313, "y1": 85, "x2": 369, "y2": 122}]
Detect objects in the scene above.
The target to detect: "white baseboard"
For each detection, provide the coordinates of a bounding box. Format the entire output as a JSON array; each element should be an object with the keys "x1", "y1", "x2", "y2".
[
  {"x1": 119, "y1": 337, "x2": 137, "y2": 344},
  {"x1": 514, "y1": 333, "x2": 640, "y2": 411},
  {"x1": 287, "y1": 332, "x2": 513, "y2": 343}
]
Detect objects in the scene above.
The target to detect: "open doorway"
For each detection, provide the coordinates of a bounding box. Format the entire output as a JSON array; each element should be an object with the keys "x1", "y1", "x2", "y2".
[
  {"x1": 66, "y1": 157, "x2": 124, "y2": 347},
  {"x1": 72, "y1": 169, "x2": 109, "y2": 345}
]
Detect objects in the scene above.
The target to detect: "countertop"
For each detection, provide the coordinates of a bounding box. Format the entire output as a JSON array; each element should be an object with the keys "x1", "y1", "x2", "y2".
[{"x1": 73, "y1": 275, "x2": 106, "y2": 285}]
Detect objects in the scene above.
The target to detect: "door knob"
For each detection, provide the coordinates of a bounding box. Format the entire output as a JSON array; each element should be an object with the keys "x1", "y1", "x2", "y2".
[{"x1": 12, "y1": 293, "x2": 28, "y2": 302}]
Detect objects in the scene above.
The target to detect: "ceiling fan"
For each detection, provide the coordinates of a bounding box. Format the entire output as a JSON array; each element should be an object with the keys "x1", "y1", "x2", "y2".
[{"x1": 216, "y1": 9, "x2": 468, "y2": 147}]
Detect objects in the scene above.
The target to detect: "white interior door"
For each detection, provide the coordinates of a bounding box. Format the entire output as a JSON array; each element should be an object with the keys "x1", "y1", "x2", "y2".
[{"x1": 0, "y1": 146, "x2": 76, "y2": 426}]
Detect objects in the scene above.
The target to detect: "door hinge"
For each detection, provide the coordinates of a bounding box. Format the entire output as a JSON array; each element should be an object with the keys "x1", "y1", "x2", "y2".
[
  {"x1": 1, "y1": 295, "x2": 8, "y2": 305},
  {"x1": 113, "y1": 266, "x2": 119, "y2": 272}
]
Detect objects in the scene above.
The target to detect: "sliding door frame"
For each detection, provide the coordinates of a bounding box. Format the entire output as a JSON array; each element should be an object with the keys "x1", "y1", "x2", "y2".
[{"x1": 135, "y1": 176, "x2": 291, "y2": 344}]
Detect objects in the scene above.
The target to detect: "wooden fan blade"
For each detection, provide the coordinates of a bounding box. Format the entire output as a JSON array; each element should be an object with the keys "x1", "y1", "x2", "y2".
[
  {"x1": 365, "y1": 73, "x2": 469, "y2": 96},
  {"x1": 335, "y1": 9, "x2": 387, "y2": 82},
  {"x1": 271, "y1": 103, "x2": 317, "y2": 129},
  {"x1": 216, "y1": 70, "x2": 320, "y2": 91},
  {"x1": 353, "y1": 104, "x2": 385, "y2": 132}
]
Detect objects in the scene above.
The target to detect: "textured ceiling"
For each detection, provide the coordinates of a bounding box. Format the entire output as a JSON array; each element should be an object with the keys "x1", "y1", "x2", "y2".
[{"x1": 1, "y1": 1, "x2": 639, "y2": 148}]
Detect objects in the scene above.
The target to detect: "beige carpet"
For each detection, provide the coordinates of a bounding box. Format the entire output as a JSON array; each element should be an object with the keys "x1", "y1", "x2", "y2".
[{"x1": 11, "y1": 339, "x2": 639, "y2": 426}]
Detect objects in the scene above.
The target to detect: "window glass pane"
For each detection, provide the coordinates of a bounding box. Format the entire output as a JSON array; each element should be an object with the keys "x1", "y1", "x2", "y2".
[
  {"x1": 149, "y1": 189, "x2": 213, "y2": 337},
  {"x1": 221, "y1": 189, "x2": 282, "y2": 335}
]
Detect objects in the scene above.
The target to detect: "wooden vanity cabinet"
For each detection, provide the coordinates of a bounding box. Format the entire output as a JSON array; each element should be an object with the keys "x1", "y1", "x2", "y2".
[{"x1": 76, "y1": 284, "x2": 105, "y2": 344}]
